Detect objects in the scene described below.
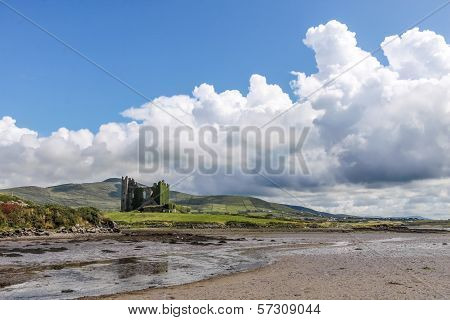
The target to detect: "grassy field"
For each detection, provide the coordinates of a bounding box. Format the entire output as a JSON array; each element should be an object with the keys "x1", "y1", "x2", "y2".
[
  {"x1": 104, "y1": 211, "x2": 305, "y2": 228},
  {"x1": 103, "y1": 211, "x2": 408, "y2": 230}
]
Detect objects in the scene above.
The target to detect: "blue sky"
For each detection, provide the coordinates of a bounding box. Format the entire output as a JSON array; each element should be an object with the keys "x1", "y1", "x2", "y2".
[{"x1": 1, "y1": 0, "x2": 449, "y2": 135}]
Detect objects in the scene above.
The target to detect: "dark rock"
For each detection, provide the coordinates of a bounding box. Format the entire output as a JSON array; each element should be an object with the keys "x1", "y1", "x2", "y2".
[
  {"x1": 61, "y1": 289, "x2": 75, "y2": 293},
  {"x1": 101, "y1": 249, "x2": 117, "y2": 253}
]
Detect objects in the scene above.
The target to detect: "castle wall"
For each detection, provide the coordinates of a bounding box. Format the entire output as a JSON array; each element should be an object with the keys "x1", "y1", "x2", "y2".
[{"x1": 121, "y1": 177, "x2": 169, "y2": 212}]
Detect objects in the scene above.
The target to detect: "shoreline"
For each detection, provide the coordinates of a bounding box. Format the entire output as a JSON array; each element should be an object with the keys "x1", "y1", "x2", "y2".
[{"x1": 1, "y1": 226, "x2": 447, "y2": 243}]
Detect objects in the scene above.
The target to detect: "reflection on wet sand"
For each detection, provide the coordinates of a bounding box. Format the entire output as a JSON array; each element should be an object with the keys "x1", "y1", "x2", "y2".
[{"x1": 113, "y1": 257, "x2": 168, "y2": 280}]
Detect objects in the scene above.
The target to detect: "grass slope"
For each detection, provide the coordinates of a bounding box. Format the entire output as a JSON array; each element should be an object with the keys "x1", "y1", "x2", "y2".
[
  {"x1": 1, "y1": 179, "x2": 123, "y2": 211},
  {"x1": 171, "y1": 193, "x2": 313, "y2": 217}
]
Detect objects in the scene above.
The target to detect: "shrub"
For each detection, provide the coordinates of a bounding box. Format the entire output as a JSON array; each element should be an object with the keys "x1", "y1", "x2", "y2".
[
  {"x1": 0, "y1": 211, "x2": 7, "y2": 226},
  {"x1": 77, "y1": 207, "x2": 102, "y2": 226},
  {"x1": 45, "y1": 204, "x2": 78, "y2": 227},
  {"x1": 0, "y1": 196, "x2": 106, "y2": 230},
  {"x1": 175, "y1": 204, "x2": 191, "y2": 213},
  {"x1": 0, "y1": 202, "x2": 22, "y2": 215},
  {"x1": 0, "y1": 194, "x2": 22, "y2": 202}
]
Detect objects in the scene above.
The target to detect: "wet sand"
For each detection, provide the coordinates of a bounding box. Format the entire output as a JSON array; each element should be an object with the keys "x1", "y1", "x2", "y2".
[
  {"x1": 0, "y1": 231, "x2": 251, "y2": 299},
  {"x1": 99, "y1": 232, "x2": 450, "y2": 300},
  {"x1": 1, "y1": 230, "x2": 449, "y2": 299}
]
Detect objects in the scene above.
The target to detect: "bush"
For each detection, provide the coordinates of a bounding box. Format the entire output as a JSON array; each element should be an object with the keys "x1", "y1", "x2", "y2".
[
  {"x1": 0, "y1": 202, "x2": 22, "y2": 215},
  {"x1": 225, "y1": 221, "x2": 259, "y2": 228},
  {"x1": 175, "y1": 204, "x2": 191, "y2": 213},
  {"x1": 77, "y1": 207, "x2": 102, "y2": 226},
  {"x1": 0, "y1": 196, "x2": 107, "y2": 230},
  {"x1": 0, "y1": 211, "x2": 7, "y2": 226},
  {"x1": 28, "y1": 207, "x2": 46, "y2": 229},
  {"x1": 0, "y1": 194, "x2": 33, "y2": 207},
  {"x1": 0, "y1": 194, "x2": 22, "y2": 202},
  {"x1": 45, "y1": 205, "x2": 77, "y2": 227}
]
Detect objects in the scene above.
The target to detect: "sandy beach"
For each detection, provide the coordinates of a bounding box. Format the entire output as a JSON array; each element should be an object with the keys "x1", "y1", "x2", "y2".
[
  {"x1": 98, "y1": 231, "x2": 450, "y2": 300},
  {"x1": 1, "y1": 230, "x2": 449, "y2": 300}
]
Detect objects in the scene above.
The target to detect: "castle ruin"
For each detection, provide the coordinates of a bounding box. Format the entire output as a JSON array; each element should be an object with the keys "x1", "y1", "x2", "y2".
[{"x1": 120, "y1": 176, "x2": 173, "y2": 212}]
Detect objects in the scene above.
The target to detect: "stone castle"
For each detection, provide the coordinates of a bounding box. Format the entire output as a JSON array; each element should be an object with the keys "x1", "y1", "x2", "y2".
[{"x1": 120, "y1": 176, "x2": 174, "y2": 212}]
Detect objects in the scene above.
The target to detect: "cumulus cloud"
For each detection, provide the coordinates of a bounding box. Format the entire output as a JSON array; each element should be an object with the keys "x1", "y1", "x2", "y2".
[
  {"x1": 382, "y1": 27, "x2": 450, "y2": 79},
  {"x1": 291, "y1": 20, "x2": 450, "y2": 184},
  {"x1": 0, "y1": 20, "x2": 449, "y2": 218},
  {"x1": 0, "y1": 116, "x2": 37, "y2": 146}
]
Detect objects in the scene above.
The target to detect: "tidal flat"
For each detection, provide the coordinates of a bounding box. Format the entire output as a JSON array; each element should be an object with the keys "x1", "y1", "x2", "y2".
[{"x1": 0, "y1": 230, "x2": 448, "y2": 299}]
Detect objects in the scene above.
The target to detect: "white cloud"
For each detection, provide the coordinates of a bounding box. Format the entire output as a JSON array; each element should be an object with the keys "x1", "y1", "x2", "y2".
[
  {"x1": 382, "y1": 27, "x2": 450, "y2": 79},
  {"x1": 291, "y1": 20, "x2": 450, "y2": 184},
  {"x1": 50, "y1": 128, "x2": 94, "y2": 150},
  {"x1": 0, "y1": 20, "x2": 449, "y2": 218},
  {"x1": 0, "y1": 116, "x2": 37, "y2": 146}
]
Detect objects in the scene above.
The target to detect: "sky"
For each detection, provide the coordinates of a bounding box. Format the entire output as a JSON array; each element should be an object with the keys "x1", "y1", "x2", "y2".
[
  {"x1": 0, "y1": 0, "x2": 449, "y2": 218},
  {"x1": 1, "y1": 0, "x2": 449, "y2": 134}
]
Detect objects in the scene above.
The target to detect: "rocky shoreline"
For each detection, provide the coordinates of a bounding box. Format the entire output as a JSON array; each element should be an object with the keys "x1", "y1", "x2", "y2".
[
  {"x1": 0, "y1": 222, "x2": 120, "y2": 239},
  {"x1": 1, "y1": 222, "x2": 447, "y2": 241}
]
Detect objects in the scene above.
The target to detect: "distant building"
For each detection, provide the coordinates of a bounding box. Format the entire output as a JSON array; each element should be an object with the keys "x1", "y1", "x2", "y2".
[{"x1": 120, "y1": 177, "x2": 174, "y2": 212}]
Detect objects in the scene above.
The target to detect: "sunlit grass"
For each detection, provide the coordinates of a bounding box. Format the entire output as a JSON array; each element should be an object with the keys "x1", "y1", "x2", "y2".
[
  {"x1": 103, "y1": 211, "x2": 302, "y2": 227},
  {"x1": 103, "y1": 211, "x2": 438, "y2": 230}
]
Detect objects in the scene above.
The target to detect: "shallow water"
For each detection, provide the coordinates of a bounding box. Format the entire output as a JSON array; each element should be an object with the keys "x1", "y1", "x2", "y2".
[{"x1": 0, "y1": 235, "x2": 289, "y2": 299}]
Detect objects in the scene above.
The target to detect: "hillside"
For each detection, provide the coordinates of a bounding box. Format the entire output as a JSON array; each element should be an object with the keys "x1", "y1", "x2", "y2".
[
  {"x1": 170, "y1": 193, "x2": 314, "y2": 218},
  {"x1": 286, "y1": 205, "x2": 353, "y2": 219},
  {"x1": 0, "y1": 178, "x2": 123, "y2": 211},
  {"x1": 0, "y1": 178, "x2": 318, "y2": 218}
]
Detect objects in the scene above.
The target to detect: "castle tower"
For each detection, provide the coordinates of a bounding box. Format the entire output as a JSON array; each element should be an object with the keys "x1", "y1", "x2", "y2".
[
  {"x1": 150, "y1": 180, "x2": 170, "y2": 205},
  {"x1": 120, "y1": 176, "x2": 129, "y2": 212}
]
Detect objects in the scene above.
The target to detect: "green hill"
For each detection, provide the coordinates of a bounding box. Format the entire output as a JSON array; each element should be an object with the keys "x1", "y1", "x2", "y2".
[
  {"x1": 0, "y1": 178, "x2": 317, "y2": 218},
  {"x1": 170, "y1": 193, "x2": 312, "y2": 218},
  {"x1": 0, "y1": 179, "x2": 123, "y2": 211}
]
